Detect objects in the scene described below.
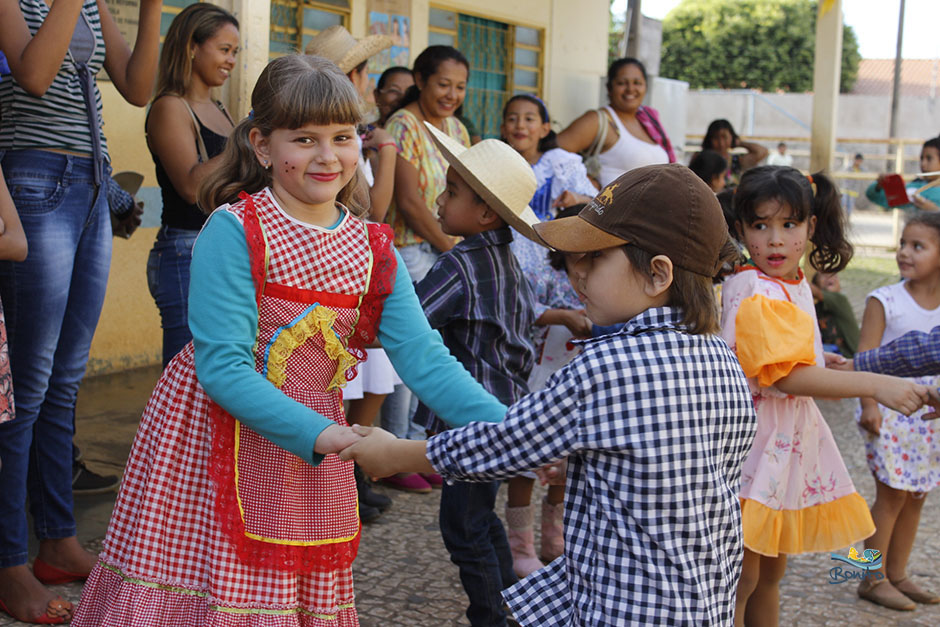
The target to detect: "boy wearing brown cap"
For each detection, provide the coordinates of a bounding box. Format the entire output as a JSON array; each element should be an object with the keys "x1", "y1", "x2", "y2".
[{"x1": 342, "y1": 163, "x2": 758, "y2": 625}]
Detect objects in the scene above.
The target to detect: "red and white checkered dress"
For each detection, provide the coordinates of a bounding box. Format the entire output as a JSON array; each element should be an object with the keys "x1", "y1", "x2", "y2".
[{"x1": 74, "y1": 189, "x2": 396, "y2": 627}]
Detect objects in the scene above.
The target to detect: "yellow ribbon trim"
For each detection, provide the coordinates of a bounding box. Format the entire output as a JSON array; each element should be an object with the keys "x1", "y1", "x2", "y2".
[
  {"x1": 265, "y1": 305, "x2": 357, "y2": 391},
  {"x1": 99, "y1": 563, "x2": 355, "y2": 619}
]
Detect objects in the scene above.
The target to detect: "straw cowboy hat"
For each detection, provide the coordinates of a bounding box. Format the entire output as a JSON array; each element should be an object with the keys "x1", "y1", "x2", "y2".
[
  {"x1": 304, "y1": 25, "x2": 392, "y2": 74},
  {"x1": 424, "y1": 121, "x2": 541, "y2": 243}
]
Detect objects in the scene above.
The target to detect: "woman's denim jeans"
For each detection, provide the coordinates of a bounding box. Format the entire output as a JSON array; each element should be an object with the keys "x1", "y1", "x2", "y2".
[
  {"x1": 147, "y1": 226, "x2": 199, "y2": 367},
  {"x1": 0, "y1": 150, "x2": 111, "y2": 567}
]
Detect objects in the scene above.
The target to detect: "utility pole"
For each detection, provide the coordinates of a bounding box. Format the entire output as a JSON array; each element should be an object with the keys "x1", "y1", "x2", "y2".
[
  {"x1": 625, "y1": 0, "x2": 641, "y2": 58},
  {"x1": 888, "y1": 0, "x2": 906, "y2": 139}
]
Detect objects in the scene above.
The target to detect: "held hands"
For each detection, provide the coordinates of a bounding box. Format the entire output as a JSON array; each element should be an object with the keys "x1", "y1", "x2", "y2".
[
  {"x1": 824, "y1": 352, "x2": 852, "y2": 371},
  {"x1": 534, "y1": 458, "x2": 567, "y2": 485},
  {"x1": 338, "y1": 425, "x2": 401, "y2": 478},
  {"x1": 872, "y1": 377, "x2": 934, "y2": 417},
  {"x1": 313, "y1": 424, "x2": 363, "y2": 456}
]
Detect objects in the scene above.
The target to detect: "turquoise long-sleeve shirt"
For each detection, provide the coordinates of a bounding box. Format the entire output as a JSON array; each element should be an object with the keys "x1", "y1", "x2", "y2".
[{"x1": 189, "y1": 209, "x2": 508, "y2": 466}]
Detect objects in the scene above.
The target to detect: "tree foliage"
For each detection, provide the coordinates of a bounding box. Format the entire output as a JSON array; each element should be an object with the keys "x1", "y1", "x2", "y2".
[{"x1": 660, "y1": 0, "x2": 860, "y2": 93}]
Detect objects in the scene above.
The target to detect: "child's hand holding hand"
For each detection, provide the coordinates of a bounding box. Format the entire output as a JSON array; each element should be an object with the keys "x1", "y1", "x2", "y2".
[
  {"x1": 313, "y1": 424, "x2": 362, "y2": 456},
  {"x1": 871, "y1": 377, "x2": 932, "y2": 417},
  {"x1": 858, "y1": 405, "x2": 883, "y2": 436},
  {"x1": 824, "y1": 352, "x2": 851, "y2": 371},
  {"x1": 534, "y1": 458, "x2": 567, "y2": 485},
  {"x1": 339, "y1": 425, "x2": 401, "y2": 478}
]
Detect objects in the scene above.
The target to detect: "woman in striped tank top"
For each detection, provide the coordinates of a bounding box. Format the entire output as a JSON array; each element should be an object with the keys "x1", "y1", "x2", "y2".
[{"x1": 0, "y1": 0, "x2": 160, "y2": 622}]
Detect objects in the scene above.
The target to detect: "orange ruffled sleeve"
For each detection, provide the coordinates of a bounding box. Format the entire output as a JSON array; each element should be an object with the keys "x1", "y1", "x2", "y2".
[{"x1": 734, "y1": 294, "x2": 817, "y2": 388}]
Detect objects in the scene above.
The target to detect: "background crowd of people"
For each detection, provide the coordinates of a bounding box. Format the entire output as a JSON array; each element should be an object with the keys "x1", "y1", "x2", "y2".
[{"x1": 1, "y1": 3, "x2": 939, "y2": 626}]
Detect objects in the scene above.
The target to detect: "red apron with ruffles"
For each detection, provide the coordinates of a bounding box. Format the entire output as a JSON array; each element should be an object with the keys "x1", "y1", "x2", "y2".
[{"x1": 73, "y1": 189, "x2": 396, "y2": 627}]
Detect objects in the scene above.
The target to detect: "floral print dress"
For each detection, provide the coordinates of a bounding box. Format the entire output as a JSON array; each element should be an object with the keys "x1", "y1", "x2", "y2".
[
  {"x1": 720, "y1": 266, "x2": 874, "y2": 556},
  {"x1": 857, "y1": 281, "x2": 940, "y2": 492}
]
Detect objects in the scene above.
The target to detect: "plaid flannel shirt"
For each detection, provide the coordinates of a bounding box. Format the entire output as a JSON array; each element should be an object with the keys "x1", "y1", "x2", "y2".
[
  {"x1": 413, "y1": 227, "x2": 535, "y2": 433},
  {"x1": 426, "y1": 307, "x2": 757, "y2": 625},
  {"x1": 855, "y1": 325, "x2": 940, "y2": 377}
]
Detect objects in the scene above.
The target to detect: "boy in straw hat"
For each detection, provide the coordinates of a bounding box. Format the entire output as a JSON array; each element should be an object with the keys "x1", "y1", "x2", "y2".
[
  {"x1": 409, "y1": 122, "x2": 539, "y2": 626},
  {"x1": 342, "y1": 164, "x2": 759, "y2": 625}
]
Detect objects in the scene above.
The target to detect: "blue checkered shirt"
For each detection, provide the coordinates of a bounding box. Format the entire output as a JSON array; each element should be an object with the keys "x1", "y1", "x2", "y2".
[
  {"x1": 413, "y1": 226, "x2": 535, "y2": 433},
  {"x1": 855, "y1": 325, "x2": 940, "y2": 377},
  {"x1": 426, "y1": 308, "x2": 757, "y2": 625}
]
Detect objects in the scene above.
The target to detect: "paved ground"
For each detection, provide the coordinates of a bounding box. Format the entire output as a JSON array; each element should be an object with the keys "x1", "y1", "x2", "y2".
[{"x1": 5, "y1": 209, "x2": 939, "y2": 626}]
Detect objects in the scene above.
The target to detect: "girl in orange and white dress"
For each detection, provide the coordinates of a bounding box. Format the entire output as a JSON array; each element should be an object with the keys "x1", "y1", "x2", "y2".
[{"x1": 720, "y1": 166, "x2": 932, "y2": 627}]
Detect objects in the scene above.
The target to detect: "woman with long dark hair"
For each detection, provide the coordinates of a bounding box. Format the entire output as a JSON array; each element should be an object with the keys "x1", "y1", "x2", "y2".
[{"x1": 146, "y1": 3, "x2": 239, "y2": 367}]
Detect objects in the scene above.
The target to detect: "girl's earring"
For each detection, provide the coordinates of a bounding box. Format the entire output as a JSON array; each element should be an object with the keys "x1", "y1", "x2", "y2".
[
  {"x1": 262, "y1": 159, "x2": 271, "y2": 170},
  {"x1": 190, "y1": 51, "x2": 195, "y2": 60}
]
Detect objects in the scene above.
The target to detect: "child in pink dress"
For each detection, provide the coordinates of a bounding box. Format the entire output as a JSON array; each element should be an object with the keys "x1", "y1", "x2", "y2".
[
  {"x1": 72, "y1": 55, "x2": 508, "y2": 627},
  {"x1": 721, "y1": 166, "x2": 934, "y2": 626}
]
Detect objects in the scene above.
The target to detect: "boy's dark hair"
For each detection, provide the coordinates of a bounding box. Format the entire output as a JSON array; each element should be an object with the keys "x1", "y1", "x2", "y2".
[
  {"x1": 854, "y1": 153, "x2": 864, "y2": 161},
  {"x1": 701, "y1": 119, "x2": 739, "y2": 151},
  {"x1": 376, "y1": 65, "x2": 411, "y2": 90},
  {"x1": 547, "y1": 205, "x2": 586, "y2": 271},
  {"x1": 502, "y1": 94, "x2": 558, "y2": 153},
  {"x1": 922, "y1": 136, "x2": 940, "y2": 156},
  {"x1": 688, "y1": 150, "x2": 727, "y2": 187},
  {"x1": 733, "y1": 166, "x2": 853, "y2": 273},
  {"x1": 623, "y1": 239, "x2": 740, "y2": 335},
  {"x1": 905, "y1": 211, "x2": 940, "y2": 241},
  {"x1": 394, "y1": 46, "x2": 469, "y2": 114}
]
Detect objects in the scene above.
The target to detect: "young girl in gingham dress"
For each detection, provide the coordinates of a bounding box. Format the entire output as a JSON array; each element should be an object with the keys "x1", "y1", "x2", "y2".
[{"x1": 72, "y1": 55, "x2": 507, "y2": 627}]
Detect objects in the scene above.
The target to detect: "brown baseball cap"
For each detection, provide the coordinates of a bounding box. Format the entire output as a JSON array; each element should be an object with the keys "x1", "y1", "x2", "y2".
[{"x1": 533, "y1": 163, "x2": 727, "y2": 276}]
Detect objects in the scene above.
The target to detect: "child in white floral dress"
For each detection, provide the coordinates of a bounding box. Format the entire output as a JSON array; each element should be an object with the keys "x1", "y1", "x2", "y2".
[{"x1": 855, "y1": 212, "x2": 940, "y2": 610}]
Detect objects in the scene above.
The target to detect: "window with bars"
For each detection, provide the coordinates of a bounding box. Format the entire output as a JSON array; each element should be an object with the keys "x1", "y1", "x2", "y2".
[
  {"x1": 428, "y1": 7, "x2": 543, "y2": 139},
  {"x1": 269, "y1": 0, "x2": 349, "y2": 58}
]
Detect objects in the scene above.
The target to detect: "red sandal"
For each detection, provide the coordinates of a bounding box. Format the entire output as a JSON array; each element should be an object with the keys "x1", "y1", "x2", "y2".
[
  {"x1": 32, "y1": 557, "x2": 89, "y2": 585},
  {"x1": 0, "y1": 596, "x2": 73, "y2": 624}
]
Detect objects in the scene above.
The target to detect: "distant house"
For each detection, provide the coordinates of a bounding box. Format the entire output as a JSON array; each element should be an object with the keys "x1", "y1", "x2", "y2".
[{"x1": 851, "y1": 58, "x2": 940, "y2": 99}]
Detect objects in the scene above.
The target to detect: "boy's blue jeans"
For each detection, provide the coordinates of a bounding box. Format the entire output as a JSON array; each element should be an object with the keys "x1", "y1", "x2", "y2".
[
  {"x1": 439, "y1": 479, "x2": 518, "y2": 627},
  {"x1": 0, "y1": 150, "x2": 111, "y2": 566},
  {"x1": 147, "y1": 226, "x2": 199, "y2": 367}
]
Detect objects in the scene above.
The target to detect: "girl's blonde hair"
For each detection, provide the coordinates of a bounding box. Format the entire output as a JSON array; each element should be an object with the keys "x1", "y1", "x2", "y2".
[
  {"x1": 199, "y1": 55, "x2": 368, "y2": 214},
  {"x1": 153, "y1": 4, "x2": 239, "y2": 101}
]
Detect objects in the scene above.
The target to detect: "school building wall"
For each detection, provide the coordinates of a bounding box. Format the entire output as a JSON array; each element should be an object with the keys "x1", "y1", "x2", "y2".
[{"x1": 88, "y1": 0, "x2": 609, "y2": 375}]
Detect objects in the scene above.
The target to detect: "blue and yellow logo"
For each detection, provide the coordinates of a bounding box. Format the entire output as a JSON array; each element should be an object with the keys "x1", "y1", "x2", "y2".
[{"x1": 830, "y1": 547, "x2": 883, "y2": 571}]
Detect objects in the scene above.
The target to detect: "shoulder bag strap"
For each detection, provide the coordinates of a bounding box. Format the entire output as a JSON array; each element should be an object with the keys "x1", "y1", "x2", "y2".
[
  {"x1": 586, "y1": 108, "x2": 609, "y2": 157},
  {"x1": 181, "y1": 98, "x2": 210, "y2": 163}
]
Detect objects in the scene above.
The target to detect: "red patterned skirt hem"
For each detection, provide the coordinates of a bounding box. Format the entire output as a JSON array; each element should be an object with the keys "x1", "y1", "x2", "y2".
[{"x1": 73, "y1": 561, "x2": 359, "y2": 627}]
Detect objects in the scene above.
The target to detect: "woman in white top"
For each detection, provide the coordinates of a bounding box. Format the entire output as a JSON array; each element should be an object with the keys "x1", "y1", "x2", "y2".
[{"x1": 557, "y1": 58, "x2": 675, "y2": 188}]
